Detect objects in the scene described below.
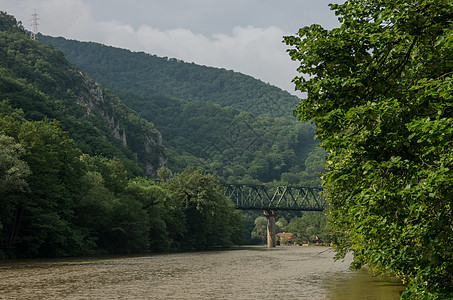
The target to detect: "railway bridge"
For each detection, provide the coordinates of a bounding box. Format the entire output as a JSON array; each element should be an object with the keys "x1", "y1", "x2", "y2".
[{"x1": 223, "y1": 184, "x2": 326, "y2": 248}]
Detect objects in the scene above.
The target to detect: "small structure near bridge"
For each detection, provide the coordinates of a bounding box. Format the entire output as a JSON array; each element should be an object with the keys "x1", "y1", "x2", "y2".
[{"x1": 277, "y1": 232, "x2": 297, "y2": 245}]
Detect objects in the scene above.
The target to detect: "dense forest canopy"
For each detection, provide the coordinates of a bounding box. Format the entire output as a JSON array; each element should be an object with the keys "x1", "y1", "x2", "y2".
[
  {"x1": 41, "y1": 35, "x2": 326, "y2": 185},
  {"x1": 0, "y1": 12, "x2": 243, "y2": 258},
  {"x1": 0, "y1": 13, "x2": 166, "y2": 177},
  {"x1": 39, "y1": 35, "x2": 299, "y2": 118},
  {"x1": 285, "y1": 0, "x2": 452, "y2": 298},
  {"x1": 114, "y1": 90, "x2": 322, "y2": 185}
]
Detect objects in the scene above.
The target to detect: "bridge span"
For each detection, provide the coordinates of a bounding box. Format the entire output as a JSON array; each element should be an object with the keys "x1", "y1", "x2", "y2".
[
  {"x1": 222, "y1": 184, "x2": 326, "y2": 248},
  {"x1": 223, "y1": 184, "x2": 326, "y2": 211}
]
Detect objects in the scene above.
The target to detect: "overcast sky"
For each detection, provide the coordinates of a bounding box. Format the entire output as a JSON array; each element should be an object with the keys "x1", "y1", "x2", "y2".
[{"x1": 1, "y1": 0, "x2": 344, "y2": 95}]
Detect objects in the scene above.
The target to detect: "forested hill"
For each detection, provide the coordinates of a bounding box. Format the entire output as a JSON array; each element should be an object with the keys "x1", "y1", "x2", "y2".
[
  {"x1": 39, "y1": 35, "x2": 299, "y2": 118},
  {"x1": 0, "y1": 12, "x2": 248, "y2": 258},
  {"x1": 0, "y1": 13, "x2": 166, "y2": 176},
  {"x1": 38, "y1": 34, "x2": 324, "y2": 185},
  {"x1": 114, "y1": 90, "x2": 322, "y2": 185},
  {"x1": 29, "y1": 25, "x2": 323, "y2": 185}
]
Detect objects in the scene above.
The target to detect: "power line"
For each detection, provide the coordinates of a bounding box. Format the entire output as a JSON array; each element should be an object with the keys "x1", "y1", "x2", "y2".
[{"x1": 30, "y1": 9, "x2": 39, "y2": 40}]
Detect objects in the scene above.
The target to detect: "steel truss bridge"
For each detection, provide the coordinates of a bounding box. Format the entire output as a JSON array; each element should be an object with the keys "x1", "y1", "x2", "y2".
[{"x1": 223, "y1": 184, "x2": 326, "y2": 211}]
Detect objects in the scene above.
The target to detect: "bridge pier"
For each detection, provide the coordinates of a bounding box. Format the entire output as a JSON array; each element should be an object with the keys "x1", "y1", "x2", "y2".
[{"x1": 264, "y1": 210, "x2": 278, "y2": 248}]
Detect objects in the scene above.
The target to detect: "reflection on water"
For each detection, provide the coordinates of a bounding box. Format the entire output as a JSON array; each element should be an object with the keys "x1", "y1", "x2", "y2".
[
  {"x1": 0, "y1": 246, "x2": 404, "y2": 299},
  {"x1": 325, "y1": 268, "x2": 404, "y2": 300}
]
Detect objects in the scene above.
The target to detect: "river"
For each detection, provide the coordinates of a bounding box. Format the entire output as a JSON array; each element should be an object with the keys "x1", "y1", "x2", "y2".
[{"x1": 0, "y1": 246, "x2": 404, "y2": 299}]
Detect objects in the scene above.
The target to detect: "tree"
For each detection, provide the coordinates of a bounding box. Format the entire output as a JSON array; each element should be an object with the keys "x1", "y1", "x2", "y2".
[
  {"x1": 163, "y1": 168, "x2": 243, "y2": 250},
  {"x1": 0, "y1": 116, "x2": 91, "y2": 257},
  {"x1": 74, "y1": 170, "x2": 116, "y2": 252},
  {"x1": 285, "y1": 212, "x2": 327, "y2": 244},
  {"x1": 0, "y1": 134, "x2": 30, "y2": 196},
  {"x1": 284, "y1": 0, "x2": 452, "y2": 298},
  {"x1": 0, "y1": 134, "x2": 30, "y2": 257},
  {"x1": 250, "y1": 216, "x2": 267, "y2": 244},
  {"x1": 101, "y1": 194, "x2": 150, "y2": 254},
  {"x1": 122, "y1": 177, "x2": 172, "y2": 252}
]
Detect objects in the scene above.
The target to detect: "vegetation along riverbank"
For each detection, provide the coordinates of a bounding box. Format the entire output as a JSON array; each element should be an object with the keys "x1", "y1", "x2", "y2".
[{"x1": 285, "y1": 0, "x2": 452, "y2": 298}]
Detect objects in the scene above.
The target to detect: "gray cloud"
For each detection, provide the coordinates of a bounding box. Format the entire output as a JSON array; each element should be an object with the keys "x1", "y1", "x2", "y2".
[{"x1": 0, "y1": 0, "x2": 343, "y2": 94}]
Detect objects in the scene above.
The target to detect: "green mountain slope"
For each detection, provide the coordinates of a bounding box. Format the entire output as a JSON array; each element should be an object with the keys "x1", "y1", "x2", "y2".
[
  {"x1": 0, "y1": 12, "x2": 245, "y2": 258},
  {"x1": 39, "y1": 35, "x2": 299, "y2": 118},
  {"x1": 40, "y1": 35, "x2": 324, "y2": 185},
  {"x1": 0, "y1": 14, "x2": 166, "y2": 176},
  {"x1": 115, "y1": 90, "x2": 319, "y2": 184}
]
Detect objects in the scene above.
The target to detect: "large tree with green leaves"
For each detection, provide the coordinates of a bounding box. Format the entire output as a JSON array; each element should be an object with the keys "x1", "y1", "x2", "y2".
[
  {"x1": 284, "y1": 0, "x2": 452, "y2": 298},
  {"x1": 163, "y1": 168, "x2": 244, "y2": 250},
  {"x1": 0, "y1": 133, "x2": 30, "y2": 256}
]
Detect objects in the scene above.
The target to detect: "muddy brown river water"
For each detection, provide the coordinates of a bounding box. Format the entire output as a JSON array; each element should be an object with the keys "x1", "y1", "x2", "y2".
[{"x1": 0, "y1": 246, "x2": 404, "y2": 299}]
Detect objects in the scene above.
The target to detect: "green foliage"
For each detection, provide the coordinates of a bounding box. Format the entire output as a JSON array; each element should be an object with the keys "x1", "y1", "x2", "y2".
[
  {"x1": 0, "y1": 11, "x2": 24, "y2": 34},
  {"x1": 0, "y1": 133, "x2": 31, "y2": 257},
  {"x1": 0, "y1": 134, "x2": 30, "y2": 195},
  {"x1": 250, "y1": 216, "x2": 268, "y2": 245},
  {"x1": 75, "y1": 171, "x2": 115, "y2": 250},
  {"x1": 285, "y1": 0, "x2": 453, "y2": 298},
  {"x1": 284, "y1": 212, "x2": 327, "y2": 244},
  {"x1": 102, "y1": 195, "x2": 150, "y2": 253},
  {"x1": 112, "y1": 91, "x2": 319, "y2": 183},
  {"x1": 0, "y1": 112, "x2": 88, "y2": 257},
  {"x1": 38, "y1": 35, "x2": 324, "y2": 185},
  {"x1": 0, "y1": 13, "x2": 164, "y2": 177},
  {"x1": 38, "y1": 35, "x2": 299, "y2": 118},
  {"x1": 0, "y1": 13, "x2": 244, "y2": 258},
  {"x1": 0, "y1": 107, "x2": 244, "y2": 256},
  {"x1": 162, "y1": 168, "x2": 244, "y2": 250},
  {"x1": 122, "y1": 178, "x2": 172, "y2": 252}
]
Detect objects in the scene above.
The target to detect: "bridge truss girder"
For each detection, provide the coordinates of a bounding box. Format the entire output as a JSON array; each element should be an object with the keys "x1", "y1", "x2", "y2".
[{"x1": 223, "y1": 184, "x2": 326, "y2": 211}]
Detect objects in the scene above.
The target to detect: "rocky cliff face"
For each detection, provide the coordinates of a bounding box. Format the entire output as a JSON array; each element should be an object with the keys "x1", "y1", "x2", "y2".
[
  {"x1": 75, "y1": 73, "x2": 167, "y2": 176},
  {"x1": 0, "y1": 12, "x2": 166, "y2": 177}
]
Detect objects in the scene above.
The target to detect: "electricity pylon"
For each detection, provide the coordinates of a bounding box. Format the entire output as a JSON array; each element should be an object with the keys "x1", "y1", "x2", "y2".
[{"x1": 30, "y1": 9, "x2": 39, "y2": 40}]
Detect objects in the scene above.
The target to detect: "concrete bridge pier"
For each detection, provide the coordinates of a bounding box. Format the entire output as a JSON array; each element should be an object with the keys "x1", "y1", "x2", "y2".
[{"x1": 264, "y1": 210, "x2": 279, "y2": 248}]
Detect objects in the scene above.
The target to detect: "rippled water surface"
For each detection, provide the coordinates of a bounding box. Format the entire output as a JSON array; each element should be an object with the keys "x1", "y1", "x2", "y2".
[{"x1": 0, "y1": 246, "x2": 404, "y2": 299}]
